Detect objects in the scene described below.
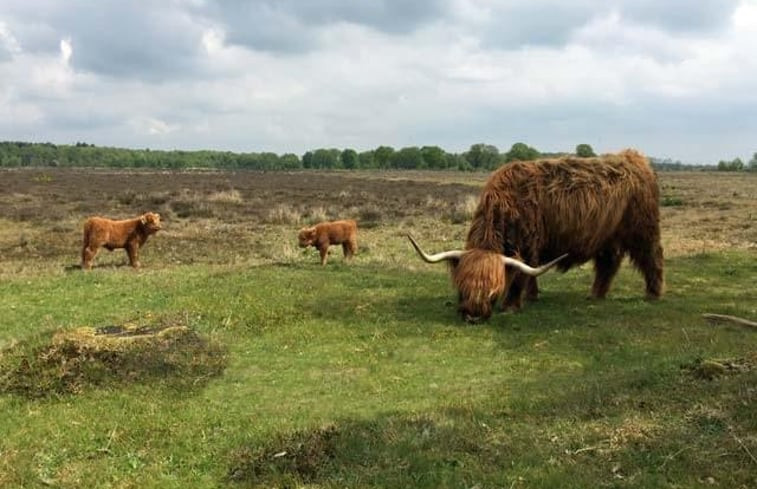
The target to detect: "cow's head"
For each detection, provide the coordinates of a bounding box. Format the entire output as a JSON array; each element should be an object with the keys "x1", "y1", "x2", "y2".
[
  {"x1": 407, "y1": 234, "x2": 566, "y2": 323},
  {"x1": 297, "y1": 226, "x2": 317, "y2": 247},
  {"x1": 140, "y1": 212, "x2": 162, "y2": 233}
]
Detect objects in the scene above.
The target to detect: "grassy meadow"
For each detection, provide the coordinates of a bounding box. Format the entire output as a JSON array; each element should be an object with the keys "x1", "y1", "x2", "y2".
[{"x1": 0, "y1": 168, "x2": 755, "y2": 488}]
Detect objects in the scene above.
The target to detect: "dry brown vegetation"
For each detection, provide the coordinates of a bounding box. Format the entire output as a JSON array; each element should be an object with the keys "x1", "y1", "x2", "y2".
[
  {"x1": 0, "y1": 316, "x2": 227, "y2": 398},
  {"x1": 0, "y1": 168, "x2": 754, "y2": 276}
]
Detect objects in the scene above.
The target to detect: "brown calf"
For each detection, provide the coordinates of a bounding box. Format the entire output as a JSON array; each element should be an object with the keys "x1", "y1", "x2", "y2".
[
  {"x1": 81, "y1": 212, "x2": 162, "y2": 270},
  {"x1": 297, "y1": 219, "x2": 357, "y2": 265}
]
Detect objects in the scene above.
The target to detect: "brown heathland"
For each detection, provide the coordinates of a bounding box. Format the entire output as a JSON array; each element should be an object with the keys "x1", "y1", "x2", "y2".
[{"x1": 0, "y1": 167, "x2": 754, "y2": 277}]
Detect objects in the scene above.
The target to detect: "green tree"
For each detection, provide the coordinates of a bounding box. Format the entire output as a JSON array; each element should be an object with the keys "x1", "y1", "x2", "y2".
[
  {"x1": 717, "y1": 158, "x2": 744, "y2": 171},
  {"x1": 310, "y1": 148, "x2": 340, "y2": 169},
  {"x1": 341, "y1": 149, "x2": 359, "y2": 169},
  {"x1": 504, "y1": 142, "x2": 540, "y2": 162},
  {"x1": 280, "y1": 153, "x2": 301, "y2": 169},
  {"x1": 420, "y1": 145, "x2": 447, "y2": 169},
  {"x1": 373, "y1": 146, "x2": 395, "y2": 169},
  {"x1": 358, "y1": 150, "x2": 375, "y2": 169},
  {"x1": 451, "y1": 154, "x2": 472, "y2": 171},
  {"x1": 464, "y1": 143, "x2": 500, "y2": 170},
  {"x1": 575, "y1": 144, "x2": 596, "y2": 157},
  {"x1": 390, "y1": 146, "x2": 424, "y2": 169},
  {"x1": 302, "y1": 151, "x2": 314, "y2": 169},
  {"x1": 748, "y1": 152, "x2": 757, "y2": 172}
]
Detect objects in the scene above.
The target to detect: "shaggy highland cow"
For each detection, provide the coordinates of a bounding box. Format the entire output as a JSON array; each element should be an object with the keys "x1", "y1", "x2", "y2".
[
  {"x1": 298, "y1": 219, "x2": 358, "y2": 266},
  {"x1": 409, "y1": 149, "x2": 664, "y2": 322},
  {"x1": 81, "y1": 212, "x2": 162, "y2": 270}
]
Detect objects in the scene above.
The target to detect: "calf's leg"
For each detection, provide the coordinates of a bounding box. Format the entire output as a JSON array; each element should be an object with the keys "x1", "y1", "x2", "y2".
[
  {"x1": 318, "y1": 245, "x2": 329, "y2": 266},
  {"x1": 126, "y1": 243, "x2": 141, "y2": 268},
  {"x1": 342, "y1": 239, "x2": 357, "y2": 261}
]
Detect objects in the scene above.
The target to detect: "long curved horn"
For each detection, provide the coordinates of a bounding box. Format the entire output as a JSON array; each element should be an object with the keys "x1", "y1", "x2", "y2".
[
  {"x1": 501, "y1": 253, "x2": 568, "y2": 276},
  {"x1": 407, "y1": 234, "x2": 465, "y2": 263}
]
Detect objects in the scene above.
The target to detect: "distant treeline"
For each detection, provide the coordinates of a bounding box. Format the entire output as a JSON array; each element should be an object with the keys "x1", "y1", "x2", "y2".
[{"x1": 1, "y1": 141, "x2": 754, "y2": 172}]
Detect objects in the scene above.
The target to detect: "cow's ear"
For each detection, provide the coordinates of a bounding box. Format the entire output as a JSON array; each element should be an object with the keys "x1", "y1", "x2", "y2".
[{"x1": 140, "y1": 215, "x2": 148, "y2": 225}]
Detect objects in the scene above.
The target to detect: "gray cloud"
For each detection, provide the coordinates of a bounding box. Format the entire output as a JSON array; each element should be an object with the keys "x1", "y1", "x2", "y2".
[
  {"x1": 195, "y1": 0, "x2": 449, "y2": 53},
  {"x1": 2, "y1": 1, "x2": 207, "y2": 80},
  {"x1": 64, "y1": 5, "x2": 204, "y2": 80},
  {"x1": 468, "y1": 0, "x2": 742, "y2": 51},
  {"x1": 0, "y1": 0, "x2": 755, "y2": 163},
  {"x1": 619, "y1": 0, "x2": 741, "y2": 33}
]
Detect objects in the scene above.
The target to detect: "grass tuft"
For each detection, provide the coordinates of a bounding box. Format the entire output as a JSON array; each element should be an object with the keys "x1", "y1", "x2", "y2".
[
  {"x1": 265, "y1": 204, "x2": 303, "y2": 225},
  {"x1": 207, "y1": 189, "x2": 243, "y2": 204},
  {"x1": 448, "y1": 194, "x2": 479, "y2": 223},
  {"x1": 0, "y1": 315, "x2": 227, "y2": 398},
  {"x1": 662, "y1": 195, "x2": 685, "y2": 207}
]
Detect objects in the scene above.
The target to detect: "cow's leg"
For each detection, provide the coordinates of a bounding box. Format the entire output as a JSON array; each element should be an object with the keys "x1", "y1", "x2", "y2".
[
  {"x1": 525, "y1": 277, "x2": 539, "y2": 301},
  {"x1": 592, "y1": 244, "x2": 623, "y2": 299},
  {"x1": 126, "y1": 243, "x2": 141, "y2": 268},
  {"x1": 81, "y1": 244, "x2": 99, "y2": 270},
  {"x1": 502, "y1": 271, "x2": 527, "y2": 311},
  {"x1": 318, "y1": 245, "x2": 329, "y2": 266},
  {"x1": 502, "y1": 249, "x2": 538, "y2": 310},
  {"x1": 628, "y1": 239, "x2": 664, "y2": 299}
]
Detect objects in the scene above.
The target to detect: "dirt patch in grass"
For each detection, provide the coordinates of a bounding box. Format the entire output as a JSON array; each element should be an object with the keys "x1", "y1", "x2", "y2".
[
  {"x1": 226, "y1": 415, "x2": 497, "y2": 487},
  {"x1": 228, "y1": 425, "x2": 340, "y2": 484},
  {"x1": 0, "y1": 318, "x2": 227, "y2": 398}
]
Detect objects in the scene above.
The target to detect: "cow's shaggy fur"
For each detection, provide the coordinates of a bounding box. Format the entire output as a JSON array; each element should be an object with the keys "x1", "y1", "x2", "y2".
[
  {"x1": 81, "y1": 212, "x2": 162, "y2": 270},
  {"x1": 298, "y1": 219, "x2": 357, "y2": 265},
  {"x1": 452, "y1": 249, "x2": 510, "y2": 321},
  {"x1": 458, "y1": 149, "x2": 663, "y2": 319}
]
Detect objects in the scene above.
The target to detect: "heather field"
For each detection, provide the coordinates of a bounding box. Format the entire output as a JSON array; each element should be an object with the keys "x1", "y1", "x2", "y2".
[{"x1": 0, "y1": 168, "x2": 755, "y2": 488}]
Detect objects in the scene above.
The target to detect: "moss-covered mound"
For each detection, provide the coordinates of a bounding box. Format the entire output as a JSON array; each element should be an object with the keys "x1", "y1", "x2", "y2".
[
  {"x1": 0, "y1": 321, "x2": 227, "y2": 398},
  {"x1": 682, "y1": 352, "x2": 757, "y2": 380}
]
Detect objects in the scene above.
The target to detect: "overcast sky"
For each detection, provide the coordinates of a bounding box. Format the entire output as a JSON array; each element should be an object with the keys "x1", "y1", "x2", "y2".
[{"x1": 2, "y1": 0, "x2": 755, "y2": 163}]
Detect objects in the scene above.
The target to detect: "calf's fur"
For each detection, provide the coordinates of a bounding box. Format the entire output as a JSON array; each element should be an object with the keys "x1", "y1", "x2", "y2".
[
  {"x1": 297, "y1": 219, "x2": 357, "y2": 265},
  {"x1": 81, "y1": 212, "x2": 162, "y2": 270}
]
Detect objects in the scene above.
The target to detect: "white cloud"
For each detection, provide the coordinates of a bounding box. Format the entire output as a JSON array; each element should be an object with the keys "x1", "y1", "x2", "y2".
[
  {"x1": 0, "y1": 22, "x2": 23, "y2": 56},
  {"x1": 131, "y1": 116, "x2": 180, "y2": 136},
  {"x1": 59, "y1": 37, "x2": 72, "y2": 64}
]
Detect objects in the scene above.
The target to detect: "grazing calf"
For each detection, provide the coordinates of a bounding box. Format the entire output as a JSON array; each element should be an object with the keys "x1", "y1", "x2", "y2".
[
  {"x1": 81, "y1": 212, "x2": 162, "y2": 270},
  {"x1": 297, "y1": 219, "x2": 357, "y2": 266}
]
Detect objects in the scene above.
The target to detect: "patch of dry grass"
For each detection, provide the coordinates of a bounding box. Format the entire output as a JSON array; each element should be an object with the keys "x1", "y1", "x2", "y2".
[
  {"x1": 207, "y1": 188, "x2": 243, "y2": 204},
  {"x1": 265, "y1": 204, "x2": 303, "y2": 225},
  {"x1": 303, "y1": 206, "x2": 328, "y2": 224},
  {"x1": 0, "y1": 317, "x2": 227, "y2": 398},
  {"x1": 448, "y1": 194, "x2": 479, "y2": 224}
]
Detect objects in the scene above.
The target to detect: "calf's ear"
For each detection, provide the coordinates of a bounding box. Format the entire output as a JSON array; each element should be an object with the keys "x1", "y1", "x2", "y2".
[{"x1": 140, "y1": 215, "x2": 148, "y2": 224}]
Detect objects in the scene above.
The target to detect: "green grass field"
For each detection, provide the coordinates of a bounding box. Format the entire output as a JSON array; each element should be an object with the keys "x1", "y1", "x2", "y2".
[{"x1": 1, "y1": 248, "x2": 755, "y2": 488}]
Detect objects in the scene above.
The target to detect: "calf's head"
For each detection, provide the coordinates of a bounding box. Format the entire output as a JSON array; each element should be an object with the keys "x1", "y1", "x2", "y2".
[
  {"x1": 407, "y1": 234, "x2": 566, "y2": 323},
  {"x1": 297, "y1": 227, "x2": 317, "y2": 247},
  {"x1": 140, "y1": 212, "x2": 162, "y2": 233}
]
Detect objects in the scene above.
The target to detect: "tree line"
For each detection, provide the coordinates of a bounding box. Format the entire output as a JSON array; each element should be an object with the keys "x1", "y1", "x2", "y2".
[{"x1": 1, "y1": 141, "x2": 755, "y2": 172}]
